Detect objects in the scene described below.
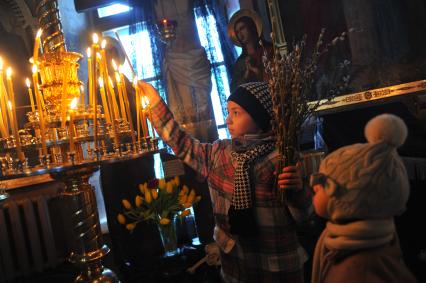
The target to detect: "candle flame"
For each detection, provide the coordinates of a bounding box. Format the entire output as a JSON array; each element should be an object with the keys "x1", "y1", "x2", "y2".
[
  {"x1": 96, "y1": 52, "x2": 101, "y2": 59},
  {"x1": 0, "y1": 57, "x2": 3, "y2": 70},
  {"x1": 141, "y1": 96, "x2": 148, "y2": 109},
  {"x1": 80, "y1": 85, "x2": 84, "y2": 92},
  {"x1": 70, "y1": 97, "x2": 78, "y2": 110},
  {"x1": 32, "y1": 64, "x2": 38, "y2": 74},
  {"x1": 92, "y1": 33, "x2": 99, "y2": 44},
  {"x1": 29, "y1": 57, "x2": 34, "y2": 64},
  {"x1": 98, "y1": 77, "x2": 104, "y2": 88},
  {"x1": 115, "y1": 73, "x2": 121, "y2": 83},
  {"x1": 111, "y1": 59, "x2": 118, "y2": 71},
  {"x1": 7, "y1": 100, "x2": 12, "y2": 110},
  {"x1": 26, "y1": 78, "x2": 31, "y2": 88},
  {"x1": 6, "y1": 67, "x2": 12, "y2": 78},
  {"x1": 36, "y1": 29, "x2": 43, "y2": 38},
  {"x1": 87, "y1": 47, "x2": 92, "y2": 58},
  {"x1": 101, "y1": 39, "x2": 107, "y2": 49}
]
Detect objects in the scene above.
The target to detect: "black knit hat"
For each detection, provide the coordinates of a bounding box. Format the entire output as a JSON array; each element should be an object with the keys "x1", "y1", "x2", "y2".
[{"x1": 227, "y1": 82, "x2": 273, "y2": 132}]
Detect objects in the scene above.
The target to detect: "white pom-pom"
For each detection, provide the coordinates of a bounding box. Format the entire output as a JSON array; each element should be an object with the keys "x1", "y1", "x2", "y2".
[{"x1": 364, "y1": 114, "x2": 408, "y2": 147}]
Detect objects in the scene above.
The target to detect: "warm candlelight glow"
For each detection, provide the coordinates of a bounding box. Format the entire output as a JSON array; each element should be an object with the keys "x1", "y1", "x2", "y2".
[
  {"x1": 87, "y1": 47, "x2": 92, "y2": 58},
  {"x1": 6, "y1": 67, "x2": 12, "y2": 78},
  {"x1": 70, "y1": 97, "x2": 78, "y2": 110},
  {"x1": 112, "y1": 59, "x2": 118, "y2": 71},
  {"x1": 0, "y1": 57, "x2": 3, "y2": 70},
  {"x1": 26, "y1": 78, "x2": 35, "y2": 112},
  {"x1": 98, "y1": 77, "x2": 104, "y2": 88},
  {"x1": 36, "y1": 28, "x2": 43, "y2": 39},
  {"x1": 7, "y1": 100, "x2": 12, "y2": 110},
  {"x1": 92, "y1": 33, "x2": 99, "y2": 44},
  {"x1": 101, "y1": 39, "x2": 107, "y2": 49},
  {"x1": 32, "y1": 64, "x2": 37, "y2": 74},
  {"x1": 133, "y1": 77, "x2": 138, "y2": 87},
  {"x1": 115, "y1": 72, "x2": 121, "y2": 83}
]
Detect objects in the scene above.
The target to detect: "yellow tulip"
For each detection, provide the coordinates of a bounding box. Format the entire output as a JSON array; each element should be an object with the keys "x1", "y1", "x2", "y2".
[
  {"x1": 126, "y1": 223, "x2": 137, "y2": 231},
  {"x1": 180, "y1": 209, "x2": 190, "y2": 218},
  {"x1": 173, "y1": 176, "x2": 180, "y2": 186},
  {"x1": 187, "y1": 189, "x2": 196, "y2": 203},
  {"x1": 122, "y1": 199, "x2": 132, "y2": 210},
  {"x1": 159, "y1": 218, "x2": 171, "y2": 225},
  {"x1": 158, "y1": 178, "x2": 166, "y2": 190},
  {"x1": 135, "y1": 195, "x2": 143, "y2": 207},
  {"x1": 166, "y1": 181, "x2": 174, "y2": 194},
  {"x1": 180, "y1": 185, "x2": 189, "y2": 196},
  {"x1": 151, "y1": 189, "x2": 158, "y2": 199},
  {"x1": 117, "y1": 213, "x2": 126, "y2": 224},
  {"x1": 145, "y1": 188, "x2": 152, "y2": 203},
  {"x1": 179, "y1": 194, "x2": 187, "y2": 204},
  {"x1": 138, "y1": 183, "x2": 147, "y2": 194}
]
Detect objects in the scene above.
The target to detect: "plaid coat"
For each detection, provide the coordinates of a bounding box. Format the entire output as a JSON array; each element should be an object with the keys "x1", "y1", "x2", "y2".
[{"x1": 151, "y1": 100, "x2": 313, "y2": 283}]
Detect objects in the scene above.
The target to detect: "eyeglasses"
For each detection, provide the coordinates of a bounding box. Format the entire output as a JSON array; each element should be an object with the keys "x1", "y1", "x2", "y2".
[{"x1": 309, "y1": 172, "x2": 327, "y2": 187}]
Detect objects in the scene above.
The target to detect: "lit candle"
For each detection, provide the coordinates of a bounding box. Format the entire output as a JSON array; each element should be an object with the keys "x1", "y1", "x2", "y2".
[
  {"x1": 133, "y1": 78, "x2": 141, "y2": 143},
  {"x1": 0, "y1": 57, "x2": 10, "y2": 136},
  {"x1": 32, "y1": 64, "x2": 47, "y2": 155},
  {"x1": 92, "y1": 33, "x2": 99, "y2": 149},
  {"x1": 26, "y1": 78, "x2": 36, "y2": 112},
  {"x1": 86, "y1": 47, "x2": 93, "y2": 106},
  {"x1": 6, "y1": 68, "x2": 24, "y2": 161},
  {"x1": 69, "y1": 97, "x2": 78, "y2": 152},
  {"x1": 146, "y1": 96, "x2": 156, "y2": 139},
  {"x1": 115, "y1": 72, "x2": 127, "y2": 121},
  {"x1": 108, "y1": 76, "x2": 120, "y2": 120},
  {"x1": 140, "y1": 96, "x2": 149, "y2": 138},
  {"x1": 33, "y1": 29, "x2": 42, "y2": 64},
  {"x1": 98, "y1": 77, "x2": 111, "y2": 124}
]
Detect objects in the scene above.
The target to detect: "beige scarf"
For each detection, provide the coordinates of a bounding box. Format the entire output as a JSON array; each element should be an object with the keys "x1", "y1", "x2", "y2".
[{"x1": 311, "y1": 219, "x2": 395, "y2": 283}]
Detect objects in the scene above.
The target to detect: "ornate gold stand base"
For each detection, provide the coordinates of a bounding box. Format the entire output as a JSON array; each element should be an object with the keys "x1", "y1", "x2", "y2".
[{"x1": 51, "y1": 166, "x2": 120, "y2": 283}]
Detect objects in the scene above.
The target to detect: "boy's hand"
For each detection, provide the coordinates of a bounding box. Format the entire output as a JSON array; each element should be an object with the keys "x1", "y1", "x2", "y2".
[
  {"x1": 277, "y1": 165, "x2": 303, "y2": 191},
  {"x1": 137, "y1": 80, "x2": 162, "y2": 106}
]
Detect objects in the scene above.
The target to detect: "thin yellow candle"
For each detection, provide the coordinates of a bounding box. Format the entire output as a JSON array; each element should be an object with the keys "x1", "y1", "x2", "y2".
[
  {"x1": 92, "y1": 33, "x2": 99, "y2": 148},
  {"x1": 146, "y1": 96, "x2": 156, "y2": 139},
  {"x1": 32, "y1": 65, "x2": 47, "y2": 155},
  {"x1": 33, "y1": 29, "x2": 42, "y2": 64},
  {"x1": 98, "y1": 77, "x2": 111, "y2": 124},
  {"x1": 108, "y1": 76, "x2": 120, "y2": 120},
  {"x1": 133, "y1": 78, "x2": 141, "y2": 143},
  {"x1": 0, "y1": 107, "x2": 7, "y2": 138},
  {"x1": 115, "y1": 73, "x2": 127, "y2": 121},
  {"x1": 140, "y1": 96, "x2": 149, "y2": 138},
  {"x1": 79, "y1": 85, "x2": 85, "y2": 105},
  {"x1": 119, "y1": 65, "x2": 132, "y2": 121},
  {"x1": 25, "y1": 78, "x2": 36, "y2": 112},
  {"x1": 0, "y1": 57, "x2": 10, "y2": 136},
  {"x1": 86, "y1": 47, "x2": 93, "y2": 106},
  {"x1": 6, "y1": 68, "x2": 24, "y2": 161},
  {"x1": 69, "y1": 97, "x2": 78, "y2": 152}
]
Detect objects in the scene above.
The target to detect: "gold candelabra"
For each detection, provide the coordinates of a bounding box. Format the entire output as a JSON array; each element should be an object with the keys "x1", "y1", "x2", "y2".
[{"x1": 0, "y1": 0, "x2": 161, "y2": 282}]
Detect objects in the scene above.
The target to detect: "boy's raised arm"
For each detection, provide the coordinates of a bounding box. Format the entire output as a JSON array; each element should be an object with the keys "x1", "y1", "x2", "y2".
[{"x1": 137, "y1": 81, "x2": 217, "y2": 178}]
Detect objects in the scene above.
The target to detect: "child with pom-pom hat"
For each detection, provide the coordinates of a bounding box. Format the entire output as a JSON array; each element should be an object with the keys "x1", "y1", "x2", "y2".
[{"x1": 310, "y1": 114, "x2": 417, "y2": 283}]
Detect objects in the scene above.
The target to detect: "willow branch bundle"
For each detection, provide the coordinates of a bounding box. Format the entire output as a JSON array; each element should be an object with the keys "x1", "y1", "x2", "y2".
[{"x1": 264, "y1": 29, "x2": 352, "y2": 201}]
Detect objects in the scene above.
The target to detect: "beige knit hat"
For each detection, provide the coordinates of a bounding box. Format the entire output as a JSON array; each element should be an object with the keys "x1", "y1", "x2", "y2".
[{"x1": 318, "y1": 114, "x2": 410, "y2": 222}]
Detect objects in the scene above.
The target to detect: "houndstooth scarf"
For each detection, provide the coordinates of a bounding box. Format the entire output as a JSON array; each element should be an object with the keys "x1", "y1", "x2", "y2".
[{"x1": 231, "y1": 140, "x2": 275, "y2": 209}]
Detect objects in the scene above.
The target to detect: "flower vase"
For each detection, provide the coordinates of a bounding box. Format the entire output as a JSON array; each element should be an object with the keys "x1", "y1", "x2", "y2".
[{"x1": 157, "y1": 220, "x2": 179, "y2": 257}]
